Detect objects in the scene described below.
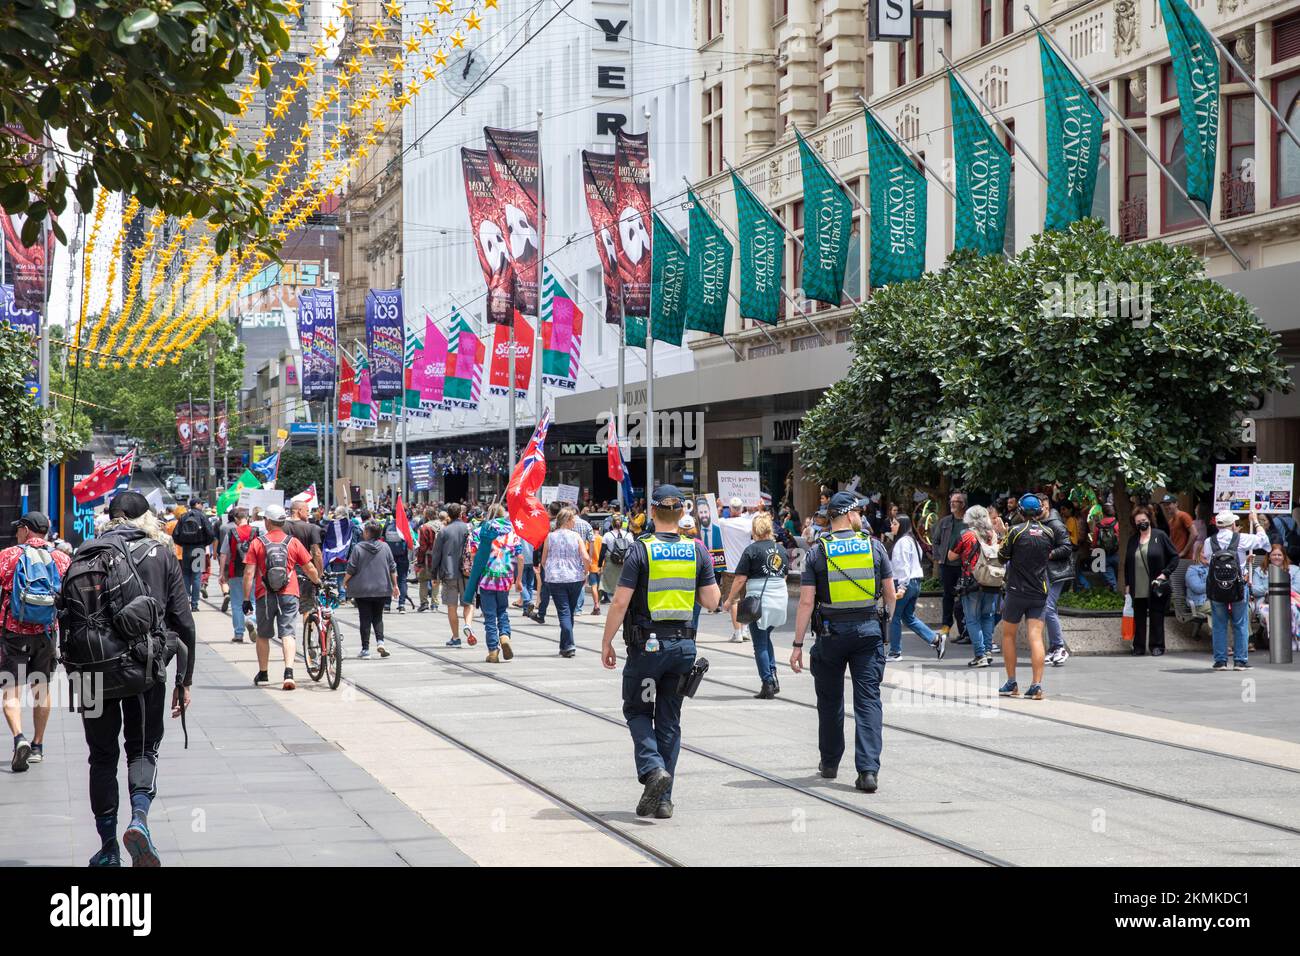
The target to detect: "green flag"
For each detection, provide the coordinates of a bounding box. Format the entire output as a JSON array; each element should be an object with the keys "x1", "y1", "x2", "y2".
[
  {"x1": 625, "y1": 311, "x2": 647, "y2": 349},
  {"x1": 217, "y1": 469, "x2": 260, "y2": 515},
  {"x1": 949, "y1": 72, "x2": 1011, "y2": 256},
  {"x1": 731, "y1": 171, "x2": 784, "y2": 324},
  {"x1": 685, "y1": 189, "x2": 732, "y2": 335},
  {"x1": 1039, "y1": 36, "x2": 1104, "y2": 231},
  {"x1": 865, "y1": 109, "x2": 927, "y2": 287},
  {"x1": 1159, "y1": 0, "x2": 1219, "y2": 208},
  {"x1": 650, "y1": 212, "x2": 688, "y2": 346},
  {"x1": 796, "y1": 130, "x2": 854, "y2": 304}
]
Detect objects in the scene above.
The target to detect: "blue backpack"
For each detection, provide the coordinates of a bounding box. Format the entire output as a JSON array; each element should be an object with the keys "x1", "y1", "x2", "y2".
[{"x1": 11, "y1": 545, "x2": 61, "y2": 629}]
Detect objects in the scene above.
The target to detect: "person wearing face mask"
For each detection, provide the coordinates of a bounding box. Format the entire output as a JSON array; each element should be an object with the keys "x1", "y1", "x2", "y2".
[{"x1": 1123, "y1": 505, "x2": 1180, "y2": 656}]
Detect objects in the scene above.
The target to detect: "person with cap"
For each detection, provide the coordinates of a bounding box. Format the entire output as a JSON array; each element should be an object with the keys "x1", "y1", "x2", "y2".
[
  {"x1": 78, "y1": 491, "x2": 195, "y2": 866},
  {"x1": 996, "y1": 494, "x2": 1073, "y2": 700},
  {"x1": 601, "y1": 485, "x2": 720, "y2": 819},
  {"x1": 790, "y1": 491, "x2": 896, "y2": 793},
  {"x1": 242, "y1": 504, "x2": 321, "y2": 690},
  {"x1": 0, "y1": 511, "x2": 70, "y2": 771},
  {"x1": 1202, "y1": 510, "x2": 1270, "y2": 670}
]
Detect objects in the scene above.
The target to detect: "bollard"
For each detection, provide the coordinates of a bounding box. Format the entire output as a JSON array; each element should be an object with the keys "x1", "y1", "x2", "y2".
[{"x1": 1268, "y1": 563, "x2": 1294, "y2": 664}]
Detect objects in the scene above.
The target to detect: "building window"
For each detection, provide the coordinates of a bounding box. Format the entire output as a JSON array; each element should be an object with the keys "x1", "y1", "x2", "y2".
[
  {"x1": 1274, "y1": 12, "x2": 1300, "y2": 64},
  {"x1": 1002, "y1": 0, "x2": 1013, "y2": 37},
  {"x1": 1121, "y1": 132, "x2": 1148, "y2": 241},
  {"x1": 981, "y1": 0, "x2": 992, "y2": 46},
  {"x1": 1161, "y1": 62, "x2": 1177, "y2": 102},
  {"x1": 1222, "y1": 93, "x2": 1255, "y2": 219},
  {"x1": 704, "y1": 0, "x2": 722, "y2": 42},
  {"x1": 896, "y1": 41, "x2": 906, "y2": 88},
  {"x1": 915, "y1": 23, "x2": 925, "y2": 79},
  {"x1": 1161, "y1": 113, "x2": 1198, "y2": 232},
  {"x1": 1124, "y1": 79, "x2": 1145, "y2": 119},
  {"x1": 1274, "y1": 70, "x2": 1300, "y2": 205},
  {"x1": 1092, "y1": 133, "x2": 1111, "y2": 230},
  {"x1": 773, "y1": 0, "x2": 788, "y2": 24},
  {"x1": 703, "y1": 83, "x2": 724, "y2": 176}
]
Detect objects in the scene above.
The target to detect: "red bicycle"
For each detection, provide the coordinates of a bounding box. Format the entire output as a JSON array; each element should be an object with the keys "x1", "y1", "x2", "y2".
[{"x1": 303, "y1": 576, "x2": 343, "y2": 689}]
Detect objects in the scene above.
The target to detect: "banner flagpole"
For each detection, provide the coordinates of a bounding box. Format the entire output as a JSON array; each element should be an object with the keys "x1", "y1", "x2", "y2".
[
  {"x1": 939, "y1": 48, "x2": 1050, "y2": 184},
  {"x1": 536, "y1": 108, "x2": 546, "y2": 431},
  {"x1": 644, "y1": 106, "x2": 654, "y2": 499},
  {"x1": 854, "y1": 94, "x2": 958, "y2": 200},
  {"x1": 1024, "y1": 7, "x2": 1248, "y2": 270}
]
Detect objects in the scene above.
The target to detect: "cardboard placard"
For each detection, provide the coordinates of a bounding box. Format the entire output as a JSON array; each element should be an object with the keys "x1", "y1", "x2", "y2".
[
  {"x1": 717, "y1": 470, "x2": 762, "y2": 508},
  {"x1": 237, "y1": 488, "x2": 285, "y2": 512},
  {"x1": 1213, "y1": 463, "x2": 1294, "y2": 513}
]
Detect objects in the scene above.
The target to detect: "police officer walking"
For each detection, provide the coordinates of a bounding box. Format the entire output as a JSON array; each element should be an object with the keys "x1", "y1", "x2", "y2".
[
  {"x1": 790, "y1": 491, "x2": 896, "y2": 793},
  {"x1": 601, "y1": 485, "x2": 720, "y2": 819}
]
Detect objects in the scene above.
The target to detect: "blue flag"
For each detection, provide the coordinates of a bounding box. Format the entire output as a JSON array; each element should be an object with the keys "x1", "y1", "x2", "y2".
[{"x1": 250, "y1": 452, "x2": 280, "y2": 484}]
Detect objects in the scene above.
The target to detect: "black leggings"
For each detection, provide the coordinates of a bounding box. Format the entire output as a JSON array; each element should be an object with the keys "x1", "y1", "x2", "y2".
[{"x1": 356, "y1": 597, "x2": 387, "y2": 649}]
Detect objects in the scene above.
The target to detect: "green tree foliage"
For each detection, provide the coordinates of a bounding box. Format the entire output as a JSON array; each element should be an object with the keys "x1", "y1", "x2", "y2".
[
  {"x1": 800, "y1": 220, "x2": 1291, "y2": 496},
  {"x1": 0, "y1": 325, "x2": 87, "y2": 477},
  {"x1": 275, "y1": 447, "x2": 320, "y2": 499},
  {"x1": 0, "y1": 0, "x2": 290, "y2": 253},
  {"x1": 54, "y1": 318, "x2": 244, "y2": 453}
]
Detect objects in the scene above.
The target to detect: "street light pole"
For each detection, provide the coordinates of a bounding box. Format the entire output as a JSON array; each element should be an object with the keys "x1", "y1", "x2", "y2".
[{"x1": 207, "y1": 332, "x2": 216, "y2": 504}]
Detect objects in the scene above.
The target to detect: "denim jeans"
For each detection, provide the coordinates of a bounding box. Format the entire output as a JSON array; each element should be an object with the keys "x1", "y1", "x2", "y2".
[
  {"x1": 1101, "y1": 552, "x2": 1120, "y2": 589},
  {"x1": 810, "y1": 617, "x2": 885, "y2": 774},
  {"x1": 1044, "y1": 579, "x2": 1067, "y2": 652},
  {"x1": 748, "y1": 622, "x2": 776, "y2": 683},
  {"x1": 520, "y1": 564, "x2": 535, "y2": 605},
  {"x1": 479, "y1": 588, "x2": 511, "y2": 651},
  {"x1": 181, "y1": 567, "x2": 202, "y2": 609},
  {"x1": 1211, "y1": 599, "x2": 1249, "y2": 664},
  {"x1": 550, "y1": 580, "x2": 584, "y2": 652},
  {"x1": 961, "y1": 590, "x2": 999, "y2": 658},
  {"x1": 889, "y1": 578, "x2": 936, "y2": 654},
  {"x1": 228, "y1": 577, "x2": 253, "y2": 638}
]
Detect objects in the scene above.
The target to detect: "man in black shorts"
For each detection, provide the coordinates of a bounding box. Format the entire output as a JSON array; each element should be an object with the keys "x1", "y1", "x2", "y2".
[
  {"x1": 286, "y1": 497, "x2": 324, "y2": 630},
  {"x1": 997, "y1": 494, "x2": 1072, "y2": 701}
]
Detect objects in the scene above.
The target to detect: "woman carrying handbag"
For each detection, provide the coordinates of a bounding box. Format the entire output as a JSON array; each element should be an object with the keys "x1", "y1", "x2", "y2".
[
  {"x1": 1124, "y1": 504, "x2": 1181, "y2": 656},
  {"x1": 725, "y1": 514, "x2": 789, "y2": 699}
]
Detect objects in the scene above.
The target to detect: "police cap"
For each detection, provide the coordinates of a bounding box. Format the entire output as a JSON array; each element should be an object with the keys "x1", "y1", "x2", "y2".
[
  {"x1": 651, "y1": 484, "x2": 686, "y2": 507},
  {"x1": 828, "y1": 491, "x2": 861, "y2": 515}
]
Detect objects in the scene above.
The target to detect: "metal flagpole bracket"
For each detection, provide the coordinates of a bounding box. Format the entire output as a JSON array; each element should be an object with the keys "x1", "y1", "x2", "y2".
[{"x1": 1024, "y1": 5, "x2": 1249, "y2": 271}]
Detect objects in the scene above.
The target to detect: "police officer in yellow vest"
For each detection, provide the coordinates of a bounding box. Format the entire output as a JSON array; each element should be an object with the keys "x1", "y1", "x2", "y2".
[
  {"x1": 791, "y1": 491, "x2": 897, "y2": 793},
  {"x1": 602, "y1": 485, "x2": 720, "y2": 819}
]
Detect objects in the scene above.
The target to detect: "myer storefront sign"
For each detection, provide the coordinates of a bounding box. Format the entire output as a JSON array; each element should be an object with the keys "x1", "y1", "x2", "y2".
[{"x1": 763, "y1": 416, "x2": 802, "y2": 449}]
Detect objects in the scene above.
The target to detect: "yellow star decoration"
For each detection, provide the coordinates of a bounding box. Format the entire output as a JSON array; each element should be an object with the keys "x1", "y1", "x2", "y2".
[
  {"x1": 345, "y1": 57, "x2": 362, "y2": 75},
  {"x1": 418, "y1": 16, "x2": 435, "y2": 36},
  {"x1": 261, "y1": 124, "x2": 276, "y2": 138},
  {"x1": 358, "y1": 38, "x2": 374, "y2": 57},
  {"x1": 292, "y1": 72, "x2": 308, "y2": 89},
  {"x1": 404, "y1": 36, "x2": 420, "y2": 54},
  {"x1": 349, "y1": 101, "x2": 364, "y2": 117},
  {"x1": 373, "y1": 117, "x2": 387, "y2": 133},
  {"x1": 310, "y1": 101, "x2": 326, "y2": 119},
  {"x1": 421, "y1": 65, "x2": 436, "y2": 81},
  {"x1": 338, "y1": 73, "x2": 352, "y2": 90},
  {"x1": 338, "y1": 0, "x2": 354, "y2": 17},
  {"x1": 383, "y1": 0, "x2": 402, "y2": 18},
  {"x1": 466, "y1": 10, "x2": 481, "y2": 30},
  {"x1": 407, "y1": 82, "x2": 421, "y2": 99},
  {"x1": 299, "y1": 120, "x2": 313, "y2": 135},
  {"x1": 379, "y1": 68, "x2": 393, "y2": 85},
  {"x1": 338, "y1": 122, "x2": 351, "y2": 136},
  {"x1": 389, "y1": 54, "x2": 405, "y2": 71},
  {"x1": 326, "y1": 87, "x2": 340, "y2": 104},
  {"x1": 224, "y1": 123, "x2": 237, "y2": 137},
  {"x1": 283, "y1": 0, "x2": 301, "y2": 16},
  {"x1": 365, "y1": 132, "x2": 377, "y2": 146},
  {"x1": 312, "y1": 39, "x2": 328, "y2": 58},
  {"x1": 450, "y1": 31, "x2": 465, "y2": 48},
  {"x1": 300, "y1": 58, "x2": 317, "y2": 77},
  {"x1": 324, "y1": 21, "x2": 340, "y2": 40},
  {"x1": 485, "y1": 0, "x2": 498, "y2": 8},
  {"x1": 358, "y1": 143, "x2": 371, "y2": 159},
  {"x1": 369, "y1": 19, "x2": 388, "y2": 40},
  {"x1": 436, "y1": 0, "x2": 452, "y2": 13},
  {"x1": 434, "y1": 48, "x2": 448, "y2": 66}
]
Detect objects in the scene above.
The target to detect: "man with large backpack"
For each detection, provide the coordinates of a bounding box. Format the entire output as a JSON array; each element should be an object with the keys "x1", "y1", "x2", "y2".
[
  {"x1": 169, "y1": 501, "x2": 213, "y2": 612},
  {"x1": 242, "y1": 504, "x2": 320, "y2": 690},
  {"x1": 61, "y1": 491, "x2": 195, "y2": 867},
  {"x1": 1203, "y1": 510, "x2": 1270, "y2": 671},
  {"x1": 0, "y1": 511, "x2": 70, "y2": 772}
]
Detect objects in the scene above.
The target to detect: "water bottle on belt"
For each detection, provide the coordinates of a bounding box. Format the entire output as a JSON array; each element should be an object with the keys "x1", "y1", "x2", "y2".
[{"x1": 645, "y1": 633, "x2": 660, "y2": 653}]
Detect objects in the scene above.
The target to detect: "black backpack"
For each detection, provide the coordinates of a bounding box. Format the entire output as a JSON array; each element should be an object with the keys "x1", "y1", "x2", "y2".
[
  {"x1": 261, "y1": 532, "x2": 291, "y2": 593},
  {"x1": 172, "y1": 510, "x2": 209, "y2": 546},
  {"x1": 58, "y1": 535, "x2": 169, "y2": 706},
  {"x1": 606, "y1": 532, "x2": 631, "y2": 565},
  {"x1": 1207, "y1": 533, "x2": 1245, "y2": 604}
]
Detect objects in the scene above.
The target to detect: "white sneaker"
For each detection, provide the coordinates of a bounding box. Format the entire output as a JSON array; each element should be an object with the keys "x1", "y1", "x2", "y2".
[{"x1": 729, "y1": 629, "x2": 744, "y2": 643}]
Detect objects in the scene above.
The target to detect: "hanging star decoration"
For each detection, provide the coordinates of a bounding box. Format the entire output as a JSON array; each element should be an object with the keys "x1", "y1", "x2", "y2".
[
  {"x1": 450, "y1": 30, "x2": 465, "y2": 48},
  {"x1": 435, "y1": 0, "x2": 452, "y2": 13},
  {"x1": 418, "y1": 16, "x2": 435, "y2": 36},
  {"x1": 465, "y1": 10, "x2": 481, "y2": 30}
]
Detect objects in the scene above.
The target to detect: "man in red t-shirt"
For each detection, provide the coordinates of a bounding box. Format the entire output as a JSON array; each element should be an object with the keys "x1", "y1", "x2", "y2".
[
  {"x1": 241, "y1": 505, "x2": 320, "y2": 691},
  {"x1": 0, "y1": 512, "x2": 71, "y2": 771}
]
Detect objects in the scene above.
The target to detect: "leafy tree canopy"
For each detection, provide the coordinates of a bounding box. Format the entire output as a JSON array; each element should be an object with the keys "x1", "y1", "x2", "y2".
[
  {"x1": 275, "y1": 447, "x2": 320, "y2": 500},
  {"x1": 800, "y1": 220, "x2": 1291, "y2": 497},
  {"x1": 0, "y1": 0, "x2": 290, "y2": 253},
  {"x1": 0, "y1": 324, "x2": 87, "y2": 477}
]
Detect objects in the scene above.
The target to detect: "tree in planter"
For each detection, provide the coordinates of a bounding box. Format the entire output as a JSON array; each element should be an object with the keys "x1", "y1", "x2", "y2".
[
  {"x1": 0, "y1": 0, "x2": 290, "y2": 254},
  {"x1": 0, "y1": 324, "x2": 87, "y2": 477},
  {"x1": 801, "y1": 220, "x2": 1290, "y2": 502},
  {"x1": 274, "y1": 447, "x2": 321, "y2": 500}
]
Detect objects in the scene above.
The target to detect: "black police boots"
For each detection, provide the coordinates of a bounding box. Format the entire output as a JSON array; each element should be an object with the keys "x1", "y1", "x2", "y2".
[
  {"x1": 818, "y1": 762, "x2": 837, "y2": 780},
  {"x1": 636, "y1": 768, "x2": 673, "y2": 817},
  {"x1": 754, "y1": 681, "x2": 776, "y2": 700},
  {"x1": 855, "y1": 771, "x2": 878, "y2": 793}
]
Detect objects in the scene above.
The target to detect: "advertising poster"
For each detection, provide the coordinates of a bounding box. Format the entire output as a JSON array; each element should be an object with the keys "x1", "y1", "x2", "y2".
[
  {"x1": 407, "y1": 455, "x2": 434, "y2": 493},
  {"x1": 461, "y1": 147, "x2": 516, "y2": 325},
  {"x1": 365, "y1": 288, "x2": 405, "y2": 400},
  {"x1": 487, "y1": 311, "x2": 534, "y2": 399},
  {"x1": 581, "y1": 150, "x2": 623, "y2": 325},
  {"x1": 613, "y1": 129, "x2": 652, "y2": 317},
  {"x1": 484, "y1": 127, "x2": 543, "y2": 317}
]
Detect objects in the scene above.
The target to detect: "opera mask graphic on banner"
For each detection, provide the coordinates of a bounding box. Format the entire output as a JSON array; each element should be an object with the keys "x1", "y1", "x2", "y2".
[
  {"x1": 461, "y1": 148, "x2": 516, "y2": 325},
  {"x1": 484, "y1": 127, "x2": 544, "y2": 317},
  {"x1": 581, "y1": 150, "x2": 623, "y2": 325},
  {"x1": 613, "y1": 129, "x2": 652, "y2": 317}
]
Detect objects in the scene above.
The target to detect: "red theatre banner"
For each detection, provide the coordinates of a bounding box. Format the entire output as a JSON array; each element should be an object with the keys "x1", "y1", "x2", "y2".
[
  {"x1": 484, "y1": 127, "x2": 543, "y2": 317},
  {"x1": 175, "y1": 402, "x2": 192, "y2": 453},
  {"x1": 581, "y1": 150, "x2": 623, "y2": 326},
  {"x1": 215, "y1": 401, "x2": 229, "y2": 452},
  {"x1": 191, "y1": 402, "x2": 210, "y2": 451},
  {"x1": 613, "y1": 129, "x2": 652, "y2": 318},
  {"x1": 488, "y1": 311, "x2": 534, "y2": 399},
  {"x1": 461, "y1": 148, "x2": 516, "y2": 325}
]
